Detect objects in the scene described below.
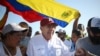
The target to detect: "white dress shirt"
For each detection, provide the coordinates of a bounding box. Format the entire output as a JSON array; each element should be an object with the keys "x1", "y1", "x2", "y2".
[{"x1": 27, "y1": 34, "x2": 73, "y2": 56}]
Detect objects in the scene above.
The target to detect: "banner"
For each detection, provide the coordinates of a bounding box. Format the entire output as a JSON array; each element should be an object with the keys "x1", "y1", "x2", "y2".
[
  {"x1": 0, "y1": 0, "x2": 43, "y2": 22},
  {"x1": 17, "y1": 0, "x2": 79, "y2": 24}
]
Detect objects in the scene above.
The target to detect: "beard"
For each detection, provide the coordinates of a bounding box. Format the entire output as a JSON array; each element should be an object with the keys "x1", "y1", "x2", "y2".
[{"x1": 89, "y1": 34, "x2": 100, "y2": 45}]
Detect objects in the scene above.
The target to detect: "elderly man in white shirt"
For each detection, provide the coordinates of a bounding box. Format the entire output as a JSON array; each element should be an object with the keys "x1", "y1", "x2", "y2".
[{"x1": 27, "y1": 18, "x2": 73, "y2": 56}]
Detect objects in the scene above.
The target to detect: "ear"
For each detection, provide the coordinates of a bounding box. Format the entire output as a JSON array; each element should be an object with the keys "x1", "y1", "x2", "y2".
[
  {"x1": 86, "y1": 27, "x2": 90, "y2": 33},
  {"x1": 87, "y1": 27, "x2": 94, "y2": 36},
  {"x1": 40, "y1": 26, "x2": 42, "y2": 31}
]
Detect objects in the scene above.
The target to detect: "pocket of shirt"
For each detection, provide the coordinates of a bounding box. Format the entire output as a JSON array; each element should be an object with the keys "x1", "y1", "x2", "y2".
[
  {"x1": 35, "y1": 46, "x2": 46, "y2": 56},
  {"x1": 54, "y1": 46, "x2": 62, "y2": 56}
]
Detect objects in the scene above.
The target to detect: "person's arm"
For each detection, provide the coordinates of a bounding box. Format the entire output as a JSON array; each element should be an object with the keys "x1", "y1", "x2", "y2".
[
  {"x1": 72, "y1": 12, "x2": 81, "y2": 31},
  {"x1": 71, "y1": 12, "x2": 81, "y2": 41},
  {"x1": 0, "y1": 8, "x2": 9, "y2": 31}
]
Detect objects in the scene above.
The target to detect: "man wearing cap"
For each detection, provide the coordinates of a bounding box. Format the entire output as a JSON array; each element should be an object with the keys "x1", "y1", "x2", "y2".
[
  {"x1": 75, "y1": 17, "x2": 100, "y2": 56},
  {"x1": 56, "y1": 29, "x2": 71, "y2": 49},
  {"x1": 27, "y1": 18, "x2": 73, "y2": 56},
  {"x1": 56, "y1": 29, "x2": 67, "y2": 41},
  {"x1": 0, "y1": 23, "x2": 27, "y2": 56}
]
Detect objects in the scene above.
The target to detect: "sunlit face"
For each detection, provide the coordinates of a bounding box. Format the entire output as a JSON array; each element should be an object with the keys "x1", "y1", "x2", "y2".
[
  {"x1": 57, "y1": 33, "x2": 66, "y2": 41},
  {"x1": 6, "y1": 31, "x2": 23, "y2": 47},
  {"x1": 41, "y1": 24, "x2": 56, "y2": 40},
  {"x1": 71, "y1": 33, "x2": 80, "y2": 43}
]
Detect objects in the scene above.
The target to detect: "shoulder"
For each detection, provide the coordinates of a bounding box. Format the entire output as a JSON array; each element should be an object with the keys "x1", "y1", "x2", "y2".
[
  {"x1": 53, "y1": 34, "x2": 62, "y2": 41},
  {"x1": 0, "y1": 42, "x2": 5, "y2": 55},
  {"x1": 77, "y1": 37, "x2": 88, "y2": 42},
  {"x1": 16, "y1": 46, "x2": 22, "y2": 56},
  {"x1": 53, "y1": 37, "x2": 69, "y2": 49},
  {"x1": 64, "y1": 39, "x2": 71, "y2": 45},
  {"x1": 64, "y1": 39, "x2": 70, "y2": 43},
  {"x1": 76, "y1": 37, "x2": 89, "y2": 48},
  {"x1": 0, "y1": 42, "x2": 3, "y2": 48},
  {"x1": 29, "y1": 34, "x2": 44, "y2": 45},
  {"x1": 31, "y1": 34, "x2": 42, "y2": 41}
]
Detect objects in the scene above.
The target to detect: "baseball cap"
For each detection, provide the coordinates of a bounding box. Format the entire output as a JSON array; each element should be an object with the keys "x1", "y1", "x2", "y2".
[
  {"x1": 88, "y1": 17, "x2": 100, "y2": 33},
  {"x1": 40, "y1": 18, "x2": 57, "y2": 26},
  {"x1": 2, "y1": 23, "x2": 27, "y2": 35},
  {"x1": 56, "y1": 29, "x2": 66, "y2": 34}
]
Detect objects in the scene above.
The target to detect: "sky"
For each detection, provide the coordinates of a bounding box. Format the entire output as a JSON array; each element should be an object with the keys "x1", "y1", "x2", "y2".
[{"x1": 0, "y1": 0, "x2": 100, "y2": 37}]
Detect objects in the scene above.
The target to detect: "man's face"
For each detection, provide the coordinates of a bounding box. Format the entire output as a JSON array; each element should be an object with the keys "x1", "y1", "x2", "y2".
[
  {"x1": 6, "y1": 31, "x2": 23, "y2": 47},
  {"x1": 88, "y1": 27, "x2": 100, "y2": 45},
  {"x1": 41, "y1": 24, "x2": 56, "y2": 40},
  {"x1": 71, "y1": 33, "x2": 80, "y2": 43},
  {"x1": 58, "y1": 33, "x2": 66, "y2": 41}
]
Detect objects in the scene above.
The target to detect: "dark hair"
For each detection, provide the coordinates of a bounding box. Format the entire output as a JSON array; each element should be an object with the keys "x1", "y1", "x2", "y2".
[
  {"x1": 78, "y1": 24, "x2": 85, "y2": 31},
  {"x1": 72, "y1": 29, "x2": 81, "y2": 36},
  {"x1": 0, "y1": 32, "x2": 3, "y2": 40},
  {"x1": 34, "y1": 31, "x2": 40, "y2": 36},
  {"x1": 27, "y1": 26, "x2": 32, "y2": 37},
  {"x1": 19, "y1": 22, "x2": 29, "y2": 28},
  {"x1": 19, "y1": 22, "x2": 28, "y2": 26},
  {"x1": 0, "y1": 32, "x2": 6, "y2": 40}
]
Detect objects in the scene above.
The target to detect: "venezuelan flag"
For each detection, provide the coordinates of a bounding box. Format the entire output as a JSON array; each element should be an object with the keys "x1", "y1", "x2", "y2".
[
  {"x1": 17, "y1": 0, "x2": 79, "y2": 27},
  {"x1": 0, "y1": 0, "x2": 67, "y2": 27},
  {"x1": 0, "y1": 0, "x2": 44, "y2": 22},
  {"x1": 39, "y1": 14, "x2": 68, "y2": 27},
  {"x1": 0, "y1": 0, "x2": 79, "y2": 27}
]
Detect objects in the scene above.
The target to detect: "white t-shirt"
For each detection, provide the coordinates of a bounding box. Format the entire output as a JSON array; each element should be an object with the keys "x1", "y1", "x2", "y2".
[
  {"x1": 0, "y1": 42, "x2": 22, "y2": 56},
  {"x1": 64, "y1": 39, "x2": 75, "y2": 55},
  {"x1": 64, "y1": 39, "x2": 71, "y2": 49},
  {"x1": 76, "y1": 37, "x2": 100, "y2": 56},
  {"x1": 20, "y1": 36, "x2": 30, "y2": 47},
  {"x1": 27, "y1": 34, "x2": 74, "y2": 56}
]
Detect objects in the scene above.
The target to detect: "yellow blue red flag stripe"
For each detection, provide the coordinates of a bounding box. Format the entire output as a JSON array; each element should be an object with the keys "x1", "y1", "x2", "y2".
[{"x1": 17, "y1": 0, "x2": 79, "y2": 27}]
